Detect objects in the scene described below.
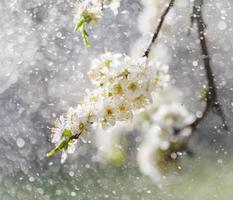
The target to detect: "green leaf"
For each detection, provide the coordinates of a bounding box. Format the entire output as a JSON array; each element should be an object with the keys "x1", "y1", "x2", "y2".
[
  {"x1": 46, "y1": 148, "x2": 58, "y2": 158},
  {"x1": 46, "y1": 139, "x2": 69, "y2": 158},
  {"x1": 74, "y1": 16, "x2": 91, "y2": 48},
  {"x1": 74, "y1": 17, "x2": 86, "y2": 32},
  {"x1": 109, "y1": 148, "x2": 126, "y2": 167},
  {"x1": 63, "y1": 129, "x2": 72, "y2": 139},
  {"x1": 81, "y1": 25, "x2": 90, "y2": 48},
  {"x1": 83, "y1": 15, "x2": 92, "y2": 24},
  {"x1": 46, "y1": 129, "x2": 72, "y2": 158}
]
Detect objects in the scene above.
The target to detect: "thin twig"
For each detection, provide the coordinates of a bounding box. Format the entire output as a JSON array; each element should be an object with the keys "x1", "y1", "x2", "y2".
[
  {"x1": 70, "y1": 132, "x2": 82, "y2": 140},
  {"x1": 101, "y1": 0, "x2": 104, "y2": 11},
  {"x1": 188, "y1": 0, "x2": 228, "y2": 131},
  {"x1": 143, "y1": 0, "x2": 175, "y2": 58}
]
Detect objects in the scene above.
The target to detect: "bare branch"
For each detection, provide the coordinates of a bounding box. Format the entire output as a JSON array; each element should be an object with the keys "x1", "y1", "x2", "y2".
[
  {"x1": 143, "y1": 0, "x2": 175, "y2": 58},
  {"x1": 101, "y1": 0, "x2": 104, "y2": 11},
  {"x1": 188, "y1": 0, "x2": 229, "y2": 131}
]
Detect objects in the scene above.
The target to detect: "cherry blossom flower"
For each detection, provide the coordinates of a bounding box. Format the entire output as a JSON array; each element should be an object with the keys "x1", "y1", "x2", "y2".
[
  {"x1": 73, "y1": 0, "x2": 122, "y2": 47},
  {"x1": 47, "y1": 52, "x2": 170, "y2": 162}
]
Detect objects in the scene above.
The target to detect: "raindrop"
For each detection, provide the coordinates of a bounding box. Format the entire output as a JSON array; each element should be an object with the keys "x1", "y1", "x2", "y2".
[
  {"x1": 218, "y1": 21, "x2": 227, "y2": 30},
  {"x1": 192, "y1": 61, "x2": 198, "y2": 66},
  {"x1": 16, "y1": 138, "x2": 25, "y2": 148}
]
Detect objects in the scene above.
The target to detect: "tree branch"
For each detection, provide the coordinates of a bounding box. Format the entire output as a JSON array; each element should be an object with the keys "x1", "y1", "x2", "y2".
[
  {"x1": 101, "y1": 0, "x2": 104, "y2": 11},
  {"x1": 188, "y1": 0, "x2": 229, "y2": 131},
  {"x1": 143, "y1": 0, "x2": 175, "y2": 58}
]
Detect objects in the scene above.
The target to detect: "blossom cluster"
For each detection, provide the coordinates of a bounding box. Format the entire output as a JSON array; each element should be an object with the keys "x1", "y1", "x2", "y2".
[
  {"x1": 47, "y1": 52, "x2": 170, "y2": 163},
  {"x1": 135, "y1": 87, "x2": 195, "y2": 183},
  {"x1": 73, "y1": 0, "x2": 121, "y2": 47},
  {"x1": 137, "y1": 101, "x2": 195, "y2": 183},
  {"x1": 94, "y1": 87, "x2": 195, "y2": 183}
]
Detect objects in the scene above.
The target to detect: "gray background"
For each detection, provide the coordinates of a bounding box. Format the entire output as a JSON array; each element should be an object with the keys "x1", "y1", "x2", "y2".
[{"x1": 0, "y1": 0, "x2": 232, "y2": 199}]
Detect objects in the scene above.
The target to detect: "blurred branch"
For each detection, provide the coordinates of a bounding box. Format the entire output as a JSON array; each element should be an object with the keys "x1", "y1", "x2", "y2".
[
  {"x1": 188, "y1": 0, "x2": 229, "y2": 131},
  {"x1": 101, "y1": 0, "x2": 104, "y2": 11},
  {"x1": 143, "y1": 0, "x2": 175, "y2": 58}
]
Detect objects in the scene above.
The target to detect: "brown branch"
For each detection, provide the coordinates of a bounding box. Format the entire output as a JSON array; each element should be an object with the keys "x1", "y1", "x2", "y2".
[
  {"x1": 188, "y1": 0, "x2": 228, "y2": 131},
  {"x1": 143, "y1": 0, "x2": 175, "y2": 58},
  {"x1": 101, "y1": 0, "x2": 104, "y2": 11},
  {"x1": 70, "y1": 132, "x2": 82, "y2": 141}
]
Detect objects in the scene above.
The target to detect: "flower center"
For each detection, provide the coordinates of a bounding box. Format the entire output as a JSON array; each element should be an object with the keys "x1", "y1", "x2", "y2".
[
  {"x1": 78, "y1": 122, "x2": 86, "y2": 132},
  {"x1": 106, "y1": 108, "x2": 113, "y2": 116},
  {"x1": 128, "y1": 82, "x2": 138, "y2": 92}
]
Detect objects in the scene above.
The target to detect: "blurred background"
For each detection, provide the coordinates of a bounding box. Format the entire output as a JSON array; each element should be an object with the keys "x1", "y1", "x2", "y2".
[{"x1": 0, "y1": 0, "x2": 233, "y2": 199}]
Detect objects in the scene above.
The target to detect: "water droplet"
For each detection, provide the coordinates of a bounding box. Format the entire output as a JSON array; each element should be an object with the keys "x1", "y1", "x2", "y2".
[
  {"x1": 192, "y1": 61, "x2": 198, "y2": 66},
  {"x1": 217, "y1": 159, "x2": 223, "y2": 164},
  {"x1": 71, "y1": 192, "x2": 76, "y2": 196},
  {"x1": 29, "y1": 176, "x2": 35, "y2": 182},
  {"x1": 69, "y1": 171, "x2": 74, "y2": 177},
  {"x1": 16, "y1": 138, "x2": 25, "y2": 148},
  {"x1": 171, "y1": 152, "x2": 177, "y2": 159},
  {"x1": 218, "y1": 21, "x2": 227, "y2": 30}
]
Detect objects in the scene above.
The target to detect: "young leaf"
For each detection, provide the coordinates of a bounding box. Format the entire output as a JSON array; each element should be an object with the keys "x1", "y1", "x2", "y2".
[
  {"x1": 46, "y1": 130, "x2": 72, "y2": 158},
  {"x1": 81, "y1": 25, "x2": 90, "y2": 48},
  {"x1": 74, "y1": 17, "x2": 86, "y2": 32},
  {"x1": 63, "y1": 129, "x2": 72, "y2": 138},
  {"x1": 46, "y1": 139, "x2": 69, "y2": 157},
  {"x1": 74, "y1": 16, "x2": 91, "y2": 48}
]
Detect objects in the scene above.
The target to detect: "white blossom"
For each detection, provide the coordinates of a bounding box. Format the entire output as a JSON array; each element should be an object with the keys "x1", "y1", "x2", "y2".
[
  {"x1": 73, "y1": 0, "x2": 122, "y2": 46},
  {"x1": 68, "y1": 105, "x2": 93, "y2": 135},
  {"x1": 136, "y1": 87, "x2": 195, "y2": 182},
  {"x1": 74, "y1": 0, "x2": 121, "y2": 25},
  {"x1": 74, "y1": 1, "x2": 103, "y2": 27},
  {"x1": 51, "y1": 116, "x2": 66, "y2": 144},
  {"x1": 94, "y1": 85, "x2": 196, "y2": 181},
  {"x1": 48, "y1": 52, "x2": 170, "y2": 162},
  {"x1": 137, "y1": 125, "x2": 163, "y2": 183},
  {"x1": 152, "y1": 103, "x2": 195, "y2": 130}
]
